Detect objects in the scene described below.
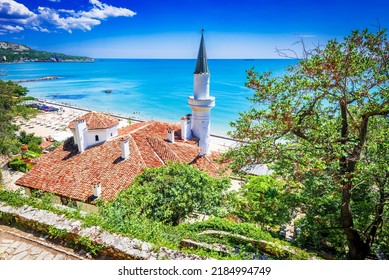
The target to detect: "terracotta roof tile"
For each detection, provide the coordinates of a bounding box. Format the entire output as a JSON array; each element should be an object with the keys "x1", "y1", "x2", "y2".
[
  {"x1": 68, "y1": 111, "x2": 119, "y2": 130},
  {"x1": 16, "y1": 136, "x2": 146, "y2": 201},
  {"x1": 191, "y1": 152, "x2": 231, "y2": 178},
  {"x1": 147, "y1": 137, "x2": 182, "y2": 164},
  {"x1": 127, "y1": 121, "x2": 200, "y2": 167}
]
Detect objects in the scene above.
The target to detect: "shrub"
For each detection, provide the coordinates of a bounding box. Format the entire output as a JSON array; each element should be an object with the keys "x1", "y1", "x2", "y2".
[
  {"x1": 103, "y1": 162, "x2": 231, "y2": 225},
  {"x1": 8, "y1": 157, "x2": 31, "y2": 173},
  {"x1": 232, "y1": 175, "x2": 297, "y2": 228}
]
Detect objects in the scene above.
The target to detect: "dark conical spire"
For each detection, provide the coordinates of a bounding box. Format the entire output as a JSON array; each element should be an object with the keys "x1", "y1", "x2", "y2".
[{"x1": 194, "y1": 29, "x2": 209, "y2": 74}]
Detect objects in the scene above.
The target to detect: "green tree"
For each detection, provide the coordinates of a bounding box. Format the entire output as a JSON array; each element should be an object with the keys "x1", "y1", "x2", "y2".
[
  {"x1": 226, "y1": 29, "x2": 389, "y2": 259},
  {"x1": 0, "y1": 80, "x2": 36, "y2": 154},
  {"x1": 232, "y1": 175, "x2": 296, "y2": 229},
  {"x1": 103, "y1": 162, "x2": 230, "y2": 225}
]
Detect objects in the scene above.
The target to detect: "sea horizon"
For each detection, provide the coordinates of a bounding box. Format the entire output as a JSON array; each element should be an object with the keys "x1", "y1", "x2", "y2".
[{"x1": 1, "y1": 58, "x2": 297, "y2": 136}]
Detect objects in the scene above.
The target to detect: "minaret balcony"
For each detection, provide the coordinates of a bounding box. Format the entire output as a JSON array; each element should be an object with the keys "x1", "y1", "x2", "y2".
[{"x1": 188, "y1": 96, "x2": 215, "y2": 109}]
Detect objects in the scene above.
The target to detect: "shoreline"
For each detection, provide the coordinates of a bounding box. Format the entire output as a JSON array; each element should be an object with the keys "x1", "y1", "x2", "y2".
[{"x1": 26, "y1": 98, "x2": 240, "y2": 152}]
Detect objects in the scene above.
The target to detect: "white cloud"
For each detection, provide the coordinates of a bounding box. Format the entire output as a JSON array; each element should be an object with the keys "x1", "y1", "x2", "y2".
[
  {"x1": 0, "y1": 24, "x2": 23, "y2": 33},
  {"x1": 30, "y1": 26, "x2": 49, "y2": 33},
  {"x1": 0, "y1": 0, "x2": 35, "y2": 18},
  {"x1": 58, "y1": 9, "x2": 75, "y2": 14},
  {"x1": 89, "y1": 0, "x2": 103, "y2": 9},
  {"x1": 0, "y1": 0, "x2": 136, "y2": 34},
  {"x1": 81, "y1": 0, "x2": 136, "y2": 20},
  {"x1": 37, "y1": 6, "x2": 102, "y2": 33}
]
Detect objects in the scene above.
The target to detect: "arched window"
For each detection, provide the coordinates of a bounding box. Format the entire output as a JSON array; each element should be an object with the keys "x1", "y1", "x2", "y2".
[{"x1": 95, "y1": 135, "x2": 99, "y2": 141}]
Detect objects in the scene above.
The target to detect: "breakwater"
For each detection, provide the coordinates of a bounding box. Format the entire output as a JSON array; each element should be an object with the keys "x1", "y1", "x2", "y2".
[{"x1": 17, "y1": 76, "x2": 59, "y2": 83}]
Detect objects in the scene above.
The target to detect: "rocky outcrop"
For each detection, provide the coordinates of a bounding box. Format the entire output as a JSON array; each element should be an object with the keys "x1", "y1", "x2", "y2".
[
  {"x1": 0, "y1": 202, "x2": 207, "y2": 260},
  {"x1": 0, "y1": 42, "x2": 30, "y2": 52},
  {"x1": 0, "y1": 41, "x2": 92, "y2": 62}
]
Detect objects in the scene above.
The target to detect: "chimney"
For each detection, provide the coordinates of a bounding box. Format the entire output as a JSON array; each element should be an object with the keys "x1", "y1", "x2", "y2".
[
  {"x1": 120, "y1": 139, "x2": 130, "y2": 159},
  {"x1": 180, "y1": 115, "x2": 192, "y2": 141},
  {"x1": 167, "y1": 128, "x2": 175, "y2": 143},
  {"x1": 75, "y1": 119, "x2": 87, "y2": 153},
  {"x1": 92, "y1": 182, "x2": 102, "y2": 198}
]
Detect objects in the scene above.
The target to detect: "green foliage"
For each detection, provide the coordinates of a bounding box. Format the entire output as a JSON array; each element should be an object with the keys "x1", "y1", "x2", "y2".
[
  {"x1": 182, "y1": 218, "x2": 316, "y2": 260},
  {"x1": 17, "y1": 130, "x2": 42, "y2": 154},
  {"x1": 75, "y1": 236, "x2": 105, "y2": 256},
  {"x1": 0, "y1": 44, "x2": 91, "y2": 62},
  {"x1": 0, "y1": 188, "x2": 317, "y2": 259},
  {"x1": 0, "y1": 211, "x2": 16, "y2": 225},
  {"x1": 8, "y1": 157, "x2": 32, "y2": 173},
  {"x1": 0, "y1": 80, "x2": 37, "y2": 155},
  {"x1": 106, "y1": 162, "x2": 230, "y2": 225},
  {"x1": 0, "y1": 189, "x2": 27, "y2": 207},
  {"x1": 226, "y1": 28, "x2": 389, "y2": 259},
  {"x1": 0, "y1": 169, "x2": 3, "y2": 190},
  {"x1": 46, "y1": 225, "x2": 68, "y2": 239},
  {"x1": 232, "y1": 175, "x2": 297, "y2": 228},
  {"x1": 7, "y1": 140, "x2": 41, "y2": 173},
  {"x1": 184, "y1": 217, "x2": 273, "y2": 240},
  {"x1": 0, "y1": 189, "x2": 57, "y2": 215}
]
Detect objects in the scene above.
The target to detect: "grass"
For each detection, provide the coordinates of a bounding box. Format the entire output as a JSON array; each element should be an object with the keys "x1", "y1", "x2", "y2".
[{"x1": 0, "y1": 189, "x2": 318, "y2": 260}]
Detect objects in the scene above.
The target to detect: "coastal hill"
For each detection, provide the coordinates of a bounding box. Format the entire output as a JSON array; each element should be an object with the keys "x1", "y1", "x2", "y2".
[{"x1": 0, "y1": 41, "x2": 92, "y2": 63}]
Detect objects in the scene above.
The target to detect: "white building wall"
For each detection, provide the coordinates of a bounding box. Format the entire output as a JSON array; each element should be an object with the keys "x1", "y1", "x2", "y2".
[
  {"x1": 194, "y1": 73, "x2": 210, "y2": 99},
  {"x1": 85, "y1": 127, "x2": 115, "y2": 147},
  {"x1": 71, "y1": 125, "x2": 118, "y2": 151},
  {"x1": 180, "y1": 116, "x2": 192, "y2": 141},
  {"x1": 189, "y1": 95, "x2": 215, "y2": 155},
  {"x1": 74, "y1": 120, "x2": 87, "y2": 153}
]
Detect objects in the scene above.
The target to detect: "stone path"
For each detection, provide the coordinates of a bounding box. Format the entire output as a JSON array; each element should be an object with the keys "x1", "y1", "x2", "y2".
[{"x1": 0, "y1": 224, "x2": 84, "y2": 260}]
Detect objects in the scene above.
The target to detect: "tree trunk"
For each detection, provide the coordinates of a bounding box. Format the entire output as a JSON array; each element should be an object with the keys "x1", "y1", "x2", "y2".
[
  {"x1": 341, "y1": 181, "x2": 370, "y2": 259},
  {"x1": 339, "y1": 101, "x2": 371, "y2": 259},
  {"x1": 343, "y1": 228, "x2": 370, "y2": 259}
]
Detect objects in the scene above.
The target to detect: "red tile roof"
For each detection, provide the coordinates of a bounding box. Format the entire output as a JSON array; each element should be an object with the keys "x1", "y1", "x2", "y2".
[
  {"x1": 191, "y1": 151, "x2": 231, "y2": 178},
  {"x1": 68, "y1": 111, "x2": 119, "y2": 130},
  {"x1": 16, "y1": 118, "x2": 227, "y2": 202},
  {"x1": 123, "y1": 121, "x2": 200, "y2": 167},
  {"x1": 16, "y1": 136, "x2": 146, "y2": 201}
]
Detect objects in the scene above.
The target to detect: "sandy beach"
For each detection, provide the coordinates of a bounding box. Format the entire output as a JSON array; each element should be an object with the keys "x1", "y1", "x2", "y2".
[{"x1": 15, "y1": 99, "x2": 238, "y2": 152}]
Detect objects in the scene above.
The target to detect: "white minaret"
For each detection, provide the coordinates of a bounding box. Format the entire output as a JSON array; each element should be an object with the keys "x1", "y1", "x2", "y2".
[{"x1": 188, "y1": 30, "x2": 215, "y2": 156}]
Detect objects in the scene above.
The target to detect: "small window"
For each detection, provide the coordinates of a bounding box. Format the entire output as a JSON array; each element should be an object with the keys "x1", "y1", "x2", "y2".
[
  {"x1": 95, "y1": 135, "x2": 99, "y2": 141},
  {"x1": 111, "y1": 133, "x2": 113, "y2": 136}
]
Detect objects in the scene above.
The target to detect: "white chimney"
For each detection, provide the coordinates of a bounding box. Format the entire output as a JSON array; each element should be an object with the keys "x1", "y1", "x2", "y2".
[
  {"x1": 92, "y1": 182, "x2": 102, "y2": 198},
  {"x1": 180, "y1": 115, "x2": 192, "y2": 141},
  {"x1": 75, "y1": 119, "x2": 87, "y2": 153},
  {"x1": 167, "y1": 128, "x2": 175, "y2": 143},
  {"x1": 120, "y1": 139, "x2": 130, "y2": 159}
]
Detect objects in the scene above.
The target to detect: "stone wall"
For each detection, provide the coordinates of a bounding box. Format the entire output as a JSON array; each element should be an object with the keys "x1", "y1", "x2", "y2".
[{"x1": 0, "y1": 202, "x2": 206, "y2": 260}]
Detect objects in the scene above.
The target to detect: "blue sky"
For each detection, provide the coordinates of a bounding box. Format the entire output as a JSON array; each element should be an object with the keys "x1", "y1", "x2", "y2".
[{"x1": 0, "y1": 0, "x2": 389, "y2": 58}]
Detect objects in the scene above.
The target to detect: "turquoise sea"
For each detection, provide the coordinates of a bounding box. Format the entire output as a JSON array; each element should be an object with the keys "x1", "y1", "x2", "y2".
[{"x1": 1, "y1": 59, "x2": 296, "y2": 136}]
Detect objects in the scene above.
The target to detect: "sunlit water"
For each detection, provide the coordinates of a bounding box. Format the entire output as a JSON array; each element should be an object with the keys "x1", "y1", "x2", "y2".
[{"x1": 1, "y1": 59, "x2": 297, "y2": 136}]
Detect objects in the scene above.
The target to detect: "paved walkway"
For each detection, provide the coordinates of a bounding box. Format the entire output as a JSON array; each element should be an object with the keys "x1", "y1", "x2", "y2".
[{"x1": 0, "y1": 224, "x2": 85, "y2": 260}]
